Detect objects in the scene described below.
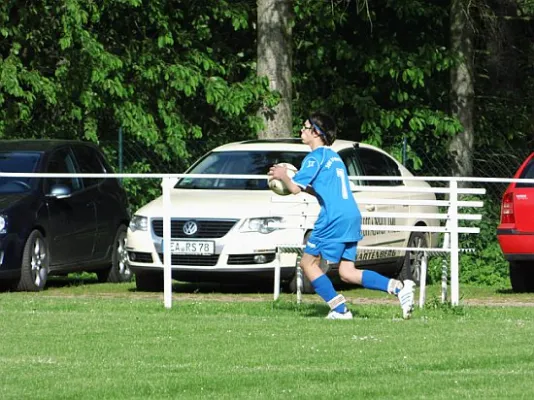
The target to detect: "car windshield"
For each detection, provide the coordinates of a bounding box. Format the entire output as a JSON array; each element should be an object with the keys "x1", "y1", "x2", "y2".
[
  {"x1": 175, "y1": 150, "x2": 307, "y2": 190},
  {"x1": 0, "y1": 151, "x2": 42, "y2": 193}
]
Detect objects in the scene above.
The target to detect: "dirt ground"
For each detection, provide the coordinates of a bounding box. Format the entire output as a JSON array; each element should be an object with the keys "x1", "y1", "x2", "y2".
[{"x1": 43, "y1": 278, "x2": 534, "y2": 306}]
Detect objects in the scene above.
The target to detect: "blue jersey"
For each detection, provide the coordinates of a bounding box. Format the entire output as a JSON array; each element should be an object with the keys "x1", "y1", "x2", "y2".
[{"x1": 292, "y1": 147, "x2": 363, "y2": 242}]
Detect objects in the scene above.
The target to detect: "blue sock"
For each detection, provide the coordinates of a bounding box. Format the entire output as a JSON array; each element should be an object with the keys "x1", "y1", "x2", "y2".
[
  {"x1": 311, "y1": 274, "x2": 346, "y2": 313},
  {"x1": 361, "y1": 270, "x2": 390, "y2": 292}
]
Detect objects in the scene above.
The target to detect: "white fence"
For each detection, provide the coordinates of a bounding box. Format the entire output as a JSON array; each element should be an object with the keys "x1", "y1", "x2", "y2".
[
  {"x1": 3, "y1": 172, "x2": 534, "y2": 309},
  {"x1": 273, "y1": 177, "x2": 485, "y2": 307}
]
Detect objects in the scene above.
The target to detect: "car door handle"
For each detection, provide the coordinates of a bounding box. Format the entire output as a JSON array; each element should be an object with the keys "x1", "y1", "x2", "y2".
[{"x1": 365, "y1": 205, "x2": 376, "y2": 211}]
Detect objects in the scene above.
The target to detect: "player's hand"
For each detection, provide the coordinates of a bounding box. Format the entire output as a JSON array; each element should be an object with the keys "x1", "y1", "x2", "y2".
[{"x1": 268, "y1": 164, "x2": 288, "y2": 180}]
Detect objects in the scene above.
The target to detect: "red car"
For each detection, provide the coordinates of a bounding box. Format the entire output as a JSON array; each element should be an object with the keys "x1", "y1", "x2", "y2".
[{"x1": 497, "y1": 152, "x2": 534, "y2": 292}]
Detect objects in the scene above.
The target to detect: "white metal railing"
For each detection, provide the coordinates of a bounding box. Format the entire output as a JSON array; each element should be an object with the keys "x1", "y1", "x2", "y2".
[
  {"x1": 272, "y1": 177, "x2": 486, "y2": 307},
  {"x1": 3, "y1": 172, "x2": 534, "y2": 309}
]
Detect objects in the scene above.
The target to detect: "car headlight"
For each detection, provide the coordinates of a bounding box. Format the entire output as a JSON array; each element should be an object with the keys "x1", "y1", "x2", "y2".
[
  {"x1": 0, "y1": 215, "x2": 6, "y2": 234},
  {"x1": 129, "y1": 215, "x2": 148, "y2": 232},
  {"x1": 240, "y1": 217, "x2": 284, "y2": 234}
]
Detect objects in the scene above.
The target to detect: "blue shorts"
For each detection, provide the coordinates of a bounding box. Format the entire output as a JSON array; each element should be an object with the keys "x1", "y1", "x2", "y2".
[{"x1": 304, "y1": 236, "x2": 357, "y2": 264}]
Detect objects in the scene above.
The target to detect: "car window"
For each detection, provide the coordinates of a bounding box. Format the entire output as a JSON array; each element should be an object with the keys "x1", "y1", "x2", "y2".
[
  {"x1": 338, "y1": 148, "x2": 364, "y2": 187},
  {"x1": 176, "y1": 150, "x2": 307, "y2": 190},
  {"x1": 517, "y1": 159, "x2": 534, "y2": 188},
  {"x1": 45, "y1": 148, "x2": 83, "y2": 192},
  {"x1": 0, "y1": 151, "x2": 41, "y2": 193},
  {"x1": 72, "y1": 145, "x2": 106, "y2": 188},
  {"x1": 355, "y1": 148, "x2": 402, "y2": 186}
]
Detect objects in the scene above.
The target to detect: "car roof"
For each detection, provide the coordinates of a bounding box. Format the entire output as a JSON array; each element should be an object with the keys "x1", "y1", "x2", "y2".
[
  {"x1": 211, "y1": 138, "x2": 385, "y2": 154},
  {"x1": 0, "y1": 139, "x2": 95, "y2": 153}
]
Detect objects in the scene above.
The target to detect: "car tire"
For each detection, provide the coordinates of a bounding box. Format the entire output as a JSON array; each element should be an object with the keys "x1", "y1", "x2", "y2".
[
  {"x1": 398, "y1": 232, "x2": 428, "y2": 285},
  {"x1": 509, "y1": 261, "x2": 534, "y2": 293},
  {"x1": 135, "y1": 271, "x2": 164, "y2": 292},
  {"x1": 97, "y1": 225, "x2": 132, "y2": 283},
  {"x1": 288, "y1": 231, "x2": 331, "y2": 294},
  {"x1": 17, "y1": 230, "x2": 49, "y2": 292}
]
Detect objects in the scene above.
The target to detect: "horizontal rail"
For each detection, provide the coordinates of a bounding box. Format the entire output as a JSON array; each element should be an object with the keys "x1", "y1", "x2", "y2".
[
  {"x1": 271, "y1": 197, "x2": 484, "y2": 208},
  {"x1": 1, "y1": 172, "x2": 533, "y2": 185},
  {"x1": 277, "y1": 224, "x2": 479, "y2": 234},
  {"x1": 275, "y1": 211, "x2": 482, "y2": 221},
  {"x1": 359, "y1": 225, "x2": 479, "y2": 234},
  {"x1": 276, "y1": 245, "x2": 475, "y2": 254},
  {"x1": 359, "y1": 212, "x2": 482, "y2": 220},
  {"x1": 350, "y1": 186, "x2": 486, "y2": 195},
  {"x1": 357, "y1": 199, "x2": 484, "y2": 208}
]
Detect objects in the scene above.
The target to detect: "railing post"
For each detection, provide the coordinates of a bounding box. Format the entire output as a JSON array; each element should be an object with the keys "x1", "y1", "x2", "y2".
[
  {"x1": 441, "y1": 221, "x2": 450, "y2": 303},
  {"x1": 419, "y1": 252, "x2": 427, "y2": 308},
  {"x1": 162, "y1": 177, "x2": 173, "y2": 309},
  {"x1": 296, "y1": 261, "x2": 303, "y2": 304},
  {"x1": 274, "y1": 251, "x2": 281, "y2": 301},
  {"x1": 449, "y1": 179, "x2": 460, "y2": 306}
]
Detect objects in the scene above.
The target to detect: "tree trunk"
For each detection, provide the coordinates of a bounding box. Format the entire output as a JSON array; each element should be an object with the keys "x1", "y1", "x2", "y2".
[
  {"x1": 257, "y1": 0, "x2": 292, "y2": 138},
  {"x1": 449, "y1": 0, "x2": 475, "y2": 178}
]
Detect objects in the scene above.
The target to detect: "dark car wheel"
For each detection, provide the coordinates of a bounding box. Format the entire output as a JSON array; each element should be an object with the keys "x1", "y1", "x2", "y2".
[
  {"x1": 97, "y1": 225, "x2": 131, "y2": 283},
  {"x1": 288, "y1": 231, "x2": 331, "y2": 294},
  {"x1": 17, "y1": 230, "x2": 49, "y2": 291},
  {"x1": 398, "y1": 232, "x2": 428, "y2": 285},
  {"x1": 135, "y1": 271, "x2": 164, "y2": 292},
  {"x1": 509, "y1": 261, "x2": 534, "y2": 293}
]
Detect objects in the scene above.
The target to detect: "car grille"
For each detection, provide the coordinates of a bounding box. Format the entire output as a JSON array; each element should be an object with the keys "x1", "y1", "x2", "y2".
[
  {"x1": 158, "y1": 253, "x2": 220, "y2": 266},
  {"x1": 227, "y1": 253, "x2": 276, "y2": 265},
  {"x1": 152, "y1": 219, "x2": 238, "y2": 239},
  {"x1": 127, "y1": 252, "x2": 153, "y2": 263}
]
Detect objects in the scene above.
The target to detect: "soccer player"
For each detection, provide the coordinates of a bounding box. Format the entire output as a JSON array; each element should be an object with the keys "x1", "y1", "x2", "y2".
[{"x1": 268, "y1": 111, "x2": 415, "y2": 319}]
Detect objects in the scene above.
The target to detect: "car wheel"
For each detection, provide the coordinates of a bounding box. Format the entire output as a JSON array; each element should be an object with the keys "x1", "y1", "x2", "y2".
[
  {"x1": 288, "y1": 231, "x2": 331, "y2": 294},
  {"x1": 17, "y1": 230, "x2": 49, "y2": 291},
  {"x1": 509, "y1": 261, "x2": 534, "y2": 292},
  {"x1": 399, "y1": 232, "x2": 428, "y2": 285},
  {"x1": 135, "y1": 271, "x2": 164, "y2": 292},
  {"x1": 97, "y1": 225, "x2": 131, "y2": 283}
]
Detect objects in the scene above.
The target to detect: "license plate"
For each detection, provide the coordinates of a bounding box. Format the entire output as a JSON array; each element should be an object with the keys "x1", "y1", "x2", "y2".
[{"x1": 169, "y1": 240, "x2": 214, "y2": 255}]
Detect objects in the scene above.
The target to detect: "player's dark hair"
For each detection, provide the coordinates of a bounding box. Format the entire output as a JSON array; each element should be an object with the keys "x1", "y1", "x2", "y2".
[{"x1": 309, "y1": 112, "x2": 337, "y2": 145}]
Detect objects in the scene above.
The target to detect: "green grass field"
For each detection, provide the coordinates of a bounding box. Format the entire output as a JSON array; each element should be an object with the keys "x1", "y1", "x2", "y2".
[{"x1": 1, "y1": 279, "x2": 533, "y2": 399}]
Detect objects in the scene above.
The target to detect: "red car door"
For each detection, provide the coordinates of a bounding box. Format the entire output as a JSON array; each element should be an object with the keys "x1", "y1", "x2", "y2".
[{"x1": 511, "y1": 154, "x2": 534, "y2": 233}]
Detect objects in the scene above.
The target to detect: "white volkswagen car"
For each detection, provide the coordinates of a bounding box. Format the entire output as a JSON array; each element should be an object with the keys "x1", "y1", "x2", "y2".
[{"x1": 126, "y1": 138, "x2": 438, "y2": 292}]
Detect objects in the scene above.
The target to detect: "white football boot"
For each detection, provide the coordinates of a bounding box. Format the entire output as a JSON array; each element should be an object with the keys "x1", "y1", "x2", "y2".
[
  {"x1": 397, "y1": 280, "x2": 416, "y2": 319},
  {"x1": 326, "y1": 310, "x2": 353, "y2": 320}
]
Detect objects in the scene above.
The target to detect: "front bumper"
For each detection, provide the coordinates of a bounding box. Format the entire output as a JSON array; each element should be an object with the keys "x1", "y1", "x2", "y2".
[
  {"x1": 125, "y1": 224, "x2": 303, "y2": 276},
  {"x1": 0, "y1": 233, "x2": 23, "y2": 279}
]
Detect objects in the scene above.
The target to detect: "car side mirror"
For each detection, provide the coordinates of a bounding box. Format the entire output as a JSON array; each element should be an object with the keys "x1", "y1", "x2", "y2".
[{"x1": 47, "y1": 184, "x2": 72, "y2": 199}]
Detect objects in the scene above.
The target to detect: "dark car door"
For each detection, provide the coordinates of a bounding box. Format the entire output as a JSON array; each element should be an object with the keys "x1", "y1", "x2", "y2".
[
  {"x1": 71, "y1": 144, "x2": 118, "y2": 260},
  {"x1": 44, "y1": 147, "x2": 97, "y2": 266}
]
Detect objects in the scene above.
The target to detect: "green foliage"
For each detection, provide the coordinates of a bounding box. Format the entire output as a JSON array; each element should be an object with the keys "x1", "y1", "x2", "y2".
[
  {"x1": 426, "y1": 199, "x2": 509, "y2": 287},
  {"x1": 0, "y1": 0, "x2": 273, "y2": 162},
  {"x1": 457, "y1": 199, "x2": 510, "y2": 287},
  {"x1": 292, "y1": 0, "x2": 460, "y2": 162}
]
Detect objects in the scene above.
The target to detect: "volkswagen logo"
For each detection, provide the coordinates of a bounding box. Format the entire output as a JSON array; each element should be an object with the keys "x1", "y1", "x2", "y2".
[{"x1": 182, "y1": 221, "x2": 198, "y2": 236}]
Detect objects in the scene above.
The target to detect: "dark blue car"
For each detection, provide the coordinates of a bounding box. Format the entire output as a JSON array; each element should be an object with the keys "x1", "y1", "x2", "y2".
[{"x1": 0, "y1": 140, "x2": 131, "y2": 291}]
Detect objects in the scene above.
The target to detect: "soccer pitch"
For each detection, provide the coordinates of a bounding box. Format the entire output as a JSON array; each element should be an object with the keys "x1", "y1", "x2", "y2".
[{"x1": 1, "y1": 283, "x2": 533, "y2": 399}]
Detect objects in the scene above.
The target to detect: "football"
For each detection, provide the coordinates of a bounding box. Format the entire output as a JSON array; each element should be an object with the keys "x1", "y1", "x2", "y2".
[{"x1": 268, "y1": 163, "x2": 298, "y2": 196}]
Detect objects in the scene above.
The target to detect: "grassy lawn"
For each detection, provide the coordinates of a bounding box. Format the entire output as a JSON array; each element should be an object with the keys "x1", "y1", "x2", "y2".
[{"x1": 1, "y1": 279, "x2": 533, "y2": 399}]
